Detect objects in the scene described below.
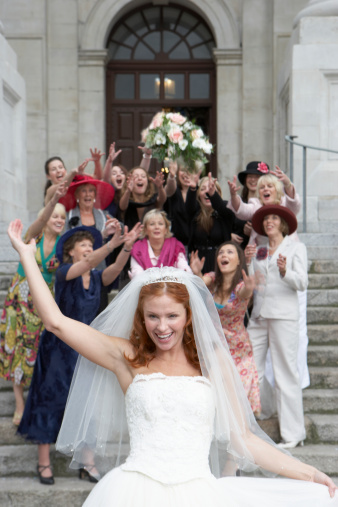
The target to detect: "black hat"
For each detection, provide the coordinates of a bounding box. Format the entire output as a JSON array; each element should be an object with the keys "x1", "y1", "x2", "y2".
[
  {"x1": 56, "y1": 226, "x2": 102, "y2": 262},
  {"x1": 252, "y1": 205, "x2": 297, "y2": 236},
  {"x1": 238, "y1": 161, "x2": 270, "y2": 185}
]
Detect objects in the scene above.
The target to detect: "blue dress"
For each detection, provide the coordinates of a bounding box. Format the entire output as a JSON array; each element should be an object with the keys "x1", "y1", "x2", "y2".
[{"x1": 17, "y1": 264, "x2": 103, "y2": 443}]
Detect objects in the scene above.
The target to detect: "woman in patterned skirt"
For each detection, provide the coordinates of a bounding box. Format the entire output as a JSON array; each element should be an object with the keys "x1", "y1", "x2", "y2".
[
  {"x1": 0, "y1": 184, "x2": 66, "y2": 425},
  {"x1": 190, "y1": 240, "x2": 260, "y2": 416}
]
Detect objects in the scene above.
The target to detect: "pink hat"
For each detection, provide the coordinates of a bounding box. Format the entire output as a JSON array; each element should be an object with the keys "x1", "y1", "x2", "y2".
[{"x1": 59, "y1": 174, "x2": 114, "y2": 211}]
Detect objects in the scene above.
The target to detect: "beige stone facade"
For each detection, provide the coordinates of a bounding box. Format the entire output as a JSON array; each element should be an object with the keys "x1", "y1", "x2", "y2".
[{"x1": 0, "y1": 0, "x2": 337, "y2": 246}]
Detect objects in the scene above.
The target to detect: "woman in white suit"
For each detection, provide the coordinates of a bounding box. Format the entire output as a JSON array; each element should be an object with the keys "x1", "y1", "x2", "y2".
[{"x1": 246, "y1": 205, "x2": 308, "y2": 449}]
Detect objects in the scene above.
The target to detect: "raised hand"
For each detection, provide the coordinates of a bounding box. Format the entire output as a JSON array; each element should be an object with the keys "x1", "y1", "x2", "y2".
[
  {"x1": 89, "y1": 148, "x2": 105, "y2": 163},
  {"x1": 53, "y1": 181, "x2": 68, "y2": 201},
  {"x1": 138, "y1": 145, "x2": 152, "y2": 158},
  {"x1": 189, "y1": 250, "x2": 205, "y2": 276},
  {"x1": 150, "y1": 171, "x2": 165, "y2": 189},
  {"x1": 270, "y1": 166, "x2": 292, "y2": 189},
  {"x1": 207, "y1": 172, "x2": 217, "y2": 196},
  {"x1": 277, "y1": 253, "x2": 287, "y2": 277},
  {"x1": 123, "y1": 222, "x2": 143, "y2": 250},
  {"x1": 126, "y1": 174, "x2": 134, "y2": 193},
  {"x1": 8, "y1": 220, "x2": 36, "y2": 256},
  {"x1": 107, "y1": 142, "x2": 122, "y2": 164},
  {"x1": 186, "y1": 169, "x2": 201, "y2": 188},
  {"x1": 109, "y1": 222, "x2": 125, "y2": 249},
  {"x1": 104, "y1": 217, "x2": 120, "y2": 237},
  {"x1": 227, "y1": 175, "x2": 241, "y2": 197},
  {"x1": 76, "y1": 159, "x2": 90, "y2": 175}
]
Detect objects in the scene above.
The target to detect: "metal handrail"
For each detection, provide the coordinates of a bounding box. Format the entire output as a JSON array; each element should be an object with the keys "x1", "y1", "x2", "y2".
[{"x1": 285, "y1": 135, "x2": 338, "y2": 232}]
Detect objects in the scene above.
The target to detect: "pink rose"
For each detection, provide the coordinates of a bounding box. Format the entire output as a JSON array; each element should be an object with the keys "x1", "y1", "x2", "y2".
[
  {"x1": 167, "y1": 113, "x2": 186, "y2": 125},
  {"x1": 141, "y1": 128, "x2": 149, "y2": 143},
  {"x1": 257, "y1": 162, "x2": 269, "y2": 173},
  {"x1": 168, "y1": 126, "x2": 183, "y2": 144},
  {"x1": 150, "y1": 112, "x2": 164, "y2": 129}
]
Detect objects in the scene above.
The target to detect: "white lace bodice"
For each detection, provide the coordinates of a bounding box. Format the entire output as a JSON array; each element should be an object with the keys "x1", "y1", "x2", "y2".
[{"x1": 121, "y1": 373, "x2": 215, "y2": 484}]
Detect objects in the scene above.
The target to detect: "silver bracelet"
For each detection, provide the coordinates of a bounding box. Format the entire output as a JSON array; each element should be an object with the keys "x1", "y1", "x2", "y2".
[{"x1": 142, "y1": 153, "x2": 152, "y2": 159}]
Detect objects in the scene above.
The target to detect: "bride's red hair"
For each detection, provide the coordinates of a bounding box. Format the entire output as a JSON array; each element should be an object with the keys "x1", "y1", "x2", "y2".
[{"x1": 125, "y1": 282, "x2": 201, "y2": 372}]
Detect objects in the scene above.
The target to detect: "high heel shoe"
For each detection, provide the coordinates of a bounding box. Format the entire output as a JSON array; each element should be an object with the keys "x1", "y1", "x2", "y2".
[
  {"x1": 37, "y1": 464, "x2": 54, "y2": 485},
  {"x1": 79, "y1": 466, "x2": 100, "y2": 483},
  {"x1": 277, "y1": 440, "x2": 304, "y2": 449}
]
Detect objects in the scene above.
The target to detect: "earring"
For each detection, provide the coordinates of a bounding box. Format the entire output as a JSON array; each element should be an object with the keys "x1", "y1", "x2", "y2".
[
  {"x1": 93, "y1": 198, "x2": 96, "y2": 203},
  {"x1": 76, "y1": 199, "x2": 79, "y2": 204}
]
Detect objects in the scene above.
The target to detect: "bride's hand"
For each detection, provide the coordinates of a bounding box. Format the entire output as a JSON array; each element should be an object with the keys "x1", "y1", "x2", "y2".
[
  {"x1": 313, "y1": 469, "x2": 337, "y2": 498},
  {"x1": 8, "y1": 219, "x2": 37, "y2": 257}
]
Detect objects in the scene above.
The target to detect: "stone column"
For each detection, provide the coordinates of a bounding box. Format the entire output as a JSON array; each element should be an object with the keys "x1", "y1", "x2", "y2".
[
  {"x1": 213, "y1": 48, "x2": 242, "y2": 189},
  {"x1": 0, "y1": 22, "x2": 27, "y2": 265}
]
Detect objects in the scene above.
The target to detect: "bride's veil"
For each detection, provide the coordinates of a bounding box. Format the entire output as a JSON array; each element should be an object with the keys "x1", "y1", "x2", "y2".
[{"x1": 56, "y1": 267, "x2": 280, "y2": 476}]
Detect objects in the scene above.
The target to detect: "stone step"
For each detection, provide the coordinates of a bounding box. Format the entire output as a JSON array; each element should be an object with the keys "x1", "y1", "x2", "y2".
[
  {"x1": 298, "y1": 233, "x2": 338, "y2": 247},
  {"x1": 0, "y1": 444, "x2": 79, "y2": 478},
  {"x1": 307, "y1": 289, "x2": 338, "y2": 306},
  {"x1": 309, "y1": 367, "x2": 338, "y2": 389},
  {"x1": 0, "y1": 477, "x2": 93, "y2": 507},
  {"x1": 306, "y1": 246, "x2": 338, "y2": 260},
  {"x1": 290, "y1": 444, "x2": 338, "y2": 476},
  {"x1": 308, "y1": 324, "x2": 338, "y2": 345},
  {"x1": 307, "y1": 307, "x2": 338, "y2": 325},
  {"x1": 303, "y1": 389, "x2": 338, "y2": 414},
  {"x1": 306, "y1": 414, "x2": 338, "y2": 443},
  {"x1": 307, "y1": 345, "x2": 338, "y2": 367},
  {"x1": 309, "y1": 260, "x2": 338, "y2": 274},
  {"x1": 308, "y1": 273, "x2": 338, "y2": 289}
]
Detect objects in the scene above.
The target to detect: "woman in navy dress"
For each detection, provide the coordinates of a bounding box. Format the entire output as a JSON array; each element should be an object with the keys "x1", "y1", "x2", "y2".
[{"x1": 17, "y1": 222, "x2": 141, "y2": 485}]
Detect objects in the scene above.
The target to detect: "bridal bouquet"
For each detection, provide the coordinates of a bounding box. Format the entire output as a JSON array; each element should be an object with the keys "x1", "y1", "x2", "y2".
[{"x1": 141, "y1": 111, "x2": 213, "y2": 173}]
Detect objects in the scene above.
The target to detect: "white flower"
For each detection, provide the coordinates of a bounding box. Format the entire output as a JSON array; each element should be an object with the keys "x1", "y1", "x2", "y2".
[
  {"x1": 154, "y1": 133, "x2": 166, "y2": 145},
  {"x1": 192, "y1": 138, "x2": 204, "y2": 149},
  {"x1": 203, "y1": 142, "x2": 213, "y2": 155},
  {"x1": 178, "y1": 139, "x2": 188, "y2": 151}
]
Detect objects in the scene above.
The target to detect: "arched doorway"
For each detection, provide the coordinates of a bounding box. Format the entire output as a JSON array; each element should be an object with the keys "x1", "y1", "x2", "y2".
[{"x1": 105, "y1": 3, "x2": 216, "y2": 174}]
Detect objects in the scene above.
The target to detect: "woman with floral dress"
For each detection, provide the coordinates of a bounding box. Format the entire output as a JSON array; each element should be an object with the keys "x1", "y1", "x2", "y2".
[
  {"x1": 190, "y1": 240, "x2": 260, "y2": 415},
  {"x1": 0, "y1": 184, "x2": 66, "y2": 425}
]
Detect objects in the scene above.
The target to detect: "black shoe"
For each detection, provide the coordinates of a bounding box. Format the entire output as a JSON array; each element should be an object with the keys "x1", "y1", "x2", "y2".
[
  {"x1": 37, "y1": 464, "x2": 54, "y2": 485},
  {"x1": 79, "y1": 466, "x2": 100, "y2": 483}
]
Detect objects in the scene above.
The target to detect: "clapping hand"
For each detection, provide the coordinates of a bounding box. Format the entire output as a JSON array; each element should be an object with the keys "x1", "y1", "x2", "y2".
[
  {"x1": 189, "y1": 250, "x2": 205, "y2": 277},
  {"x1": 244, "y1": 244, "x2": 257, "y2": 264},
  {"x1": 277, "y1": 253, "x2": 287, "y2": 277}
]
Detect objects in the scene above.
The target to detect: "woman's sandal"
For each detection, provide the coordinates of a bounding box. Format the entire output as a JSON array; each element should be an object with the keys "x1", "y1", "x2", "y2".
[
  {"x1": 12, "y1": 411, "x2": 23, "y2": 426},
  {"x1": 79, "y1": 465, "x2": 100, "y2": 483},
  {"x1": 37, "y1": 464, "x2": 54, "y2": 485}
]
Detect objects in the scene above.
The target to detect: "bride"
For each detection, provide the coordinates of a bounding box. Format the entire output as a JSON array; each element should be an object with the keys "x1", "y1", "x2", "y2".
[{"x1": 7, "y1": 219, "x2": 337, "y2": 506}]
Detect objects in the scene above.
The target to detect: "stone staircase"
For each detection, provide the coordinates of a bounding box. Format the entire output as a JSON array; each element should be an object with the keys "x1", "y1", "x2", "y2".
[{"x1": 0, "y1": 233, "x2": 337, "y2": 504}]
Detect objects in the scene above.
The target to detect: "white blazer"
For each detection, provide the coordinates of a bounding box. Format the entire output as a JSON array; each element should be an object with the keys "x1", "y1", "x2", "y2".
[{"x1": 249, "y1": 236, "x2": 308, "y2": 321}]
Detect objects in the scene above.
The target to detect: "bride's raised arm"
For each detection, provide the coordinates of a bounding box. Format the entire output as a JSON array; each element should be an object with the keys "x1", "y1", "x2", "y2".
[{"x1": 7, "y1": 219, "x2": 131, "y2": 377}]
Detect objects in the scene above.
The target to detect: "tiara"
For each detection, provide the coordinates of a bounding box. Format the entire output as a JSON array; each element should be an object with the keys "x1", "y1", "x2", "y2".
[{"x1": 143, "y1": 266, "x2": 185, "y2": 286}]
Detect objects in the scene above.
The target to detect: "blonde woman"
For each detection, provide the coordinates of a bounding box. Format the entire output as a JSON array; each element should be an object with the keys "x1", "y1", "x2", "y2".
[
  {"x1": 0, "y1": 184, "x2": 67, "y2": 425},
  {"x1": 129, "y1": 209, "x2": 191, "y2": 278}
]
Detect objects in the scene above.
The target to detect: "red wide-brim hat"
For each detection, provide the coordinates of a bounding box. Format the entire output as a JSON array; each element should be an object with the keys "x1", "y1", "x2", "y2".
[
  {"x1": 59, "y1": 174, "x2": 115, "y2": 212},
  {"x1": 252, "y1": 204, "x2": 298, "y2": 236}
]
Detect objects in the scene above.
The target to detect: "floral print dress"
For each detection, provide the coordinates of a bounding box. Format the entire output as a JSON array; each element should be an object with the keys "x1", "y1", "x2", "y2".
[
  {"x1": 208, "y1": 276, "x2": 261, "y2": 415},
  {"x1": 0, "y1": 233, "x2": 60, "y2": 386}
]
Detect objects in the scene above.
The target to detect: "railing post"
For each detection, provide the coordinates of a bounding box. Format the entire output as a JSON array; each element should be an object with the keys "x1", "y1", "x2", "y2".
[
  {"x1": 288, "y1": 135, "x2": 297, "y2": 181},
  {"x1": 302, "y1": 146, "x2": 307, "y2": 233}
]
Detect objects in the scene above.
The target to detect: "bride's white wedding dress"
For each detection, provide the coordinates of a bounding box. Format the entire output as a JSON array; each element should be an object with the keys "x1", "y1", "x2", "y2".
[{"x1": 83, "y1": 373, "x2": 336, "y2": 506}]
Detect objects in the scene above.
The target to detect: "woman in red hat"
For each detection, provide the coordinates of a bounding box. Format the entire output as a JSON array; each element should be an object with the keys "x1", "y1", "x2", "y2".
[{"x1": 246, "y1": 205, "x2": 307, "y2": 449}]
